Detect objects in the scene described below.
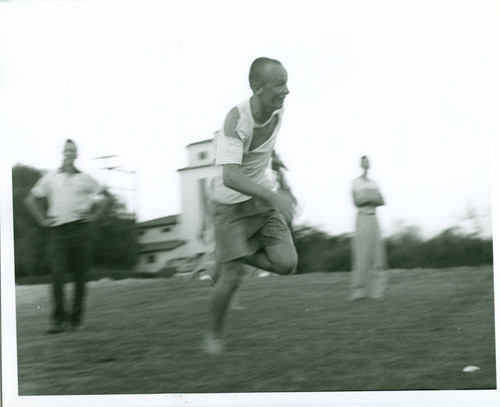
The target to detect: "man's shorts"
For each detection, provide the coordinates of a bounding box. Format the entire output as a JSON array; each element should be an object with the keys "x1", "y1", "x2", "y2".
[{"x1": 210, "y1": 198, "x2": 294, "y2": 263}]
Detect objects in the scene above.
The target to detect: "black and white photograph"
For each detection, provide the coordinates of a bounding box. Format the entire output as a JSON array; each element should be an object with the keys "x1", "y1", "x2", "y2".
[{"x1": 1, "y1": 1, "x2": 499, "y2": 406}]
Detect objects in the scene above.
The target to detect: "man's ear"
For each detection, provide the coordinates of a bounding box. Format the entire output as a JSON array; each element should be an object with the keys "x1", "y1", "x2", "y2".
[{"x1": 250, "y1": 82, "x2": 263, "y2": 95}]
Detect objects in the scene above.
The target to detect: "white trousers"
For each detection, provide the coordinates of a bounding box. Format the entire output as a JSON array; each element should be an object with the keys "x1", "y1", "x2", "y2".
[{"x1": 350, "y1": 212, "x2": 388, "y2": 299}]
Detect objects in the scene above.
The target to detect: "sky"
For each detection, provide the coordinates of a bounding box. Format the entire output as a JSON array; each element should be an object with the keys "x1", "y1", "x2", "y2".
[{"x1": 1, "y1": 0, "x2": 498, "y2": 238}]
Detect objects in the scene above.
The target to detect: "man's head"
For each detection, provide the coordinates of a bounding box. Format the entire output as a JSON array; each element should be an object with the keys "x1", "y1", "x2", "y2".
[
  {"x1": 361, "y1": 155, "x2": 370, "y2": 171},
  {"x1": 249, "y1": 57, "x2": 289, "y2": 111},
  {"x1": 62, "y1": 139, "x2": 78, "y2": 167}
]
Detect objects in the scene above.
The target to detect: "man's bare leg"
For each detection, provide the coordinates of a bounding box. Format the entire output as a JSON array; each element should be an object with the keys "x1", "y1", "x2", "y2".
[
  {"x1": 203, "y1": 259, "x2": 245, "y2": 354},
  {"x1": 245, "y1": 243, "x2": 297, "y2": 275},
  {"x1": 230, "y1": 290, "x2": 246, "y2": 310},
  {"x1": 204, "y1": 245, "x2": 296, "y2": 354}
]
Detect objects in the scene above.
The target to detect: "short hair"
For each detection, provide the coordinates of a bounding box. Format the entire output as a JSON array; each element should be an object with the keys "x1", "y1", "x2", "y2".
[
  {"x1": 361, "y1": 155, "x2": 368, "y2": 160},
  {"x1": 249, "y1": 57, "x2": 282, "y2": 86},
  {"x1": 64, "y1": 139, "x2": 77, "y2": 154}
]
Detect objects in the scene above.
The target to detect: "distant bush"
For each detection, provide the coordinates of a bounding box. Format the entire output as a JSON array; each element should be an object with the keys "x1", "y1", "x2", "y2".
[
  {"x1": 420, "y1": 227, "x2": 493, "y2": 268},
  {"x1": 158, "y1": 267, "x2": 178, "y2": 279},
  {"x1": 293, "y1": 226, "x2": 351, "y2": 273},
  {"x1": 86, "y1": 268, "x2": 135, "y2": 281},
  {"x1": 16, "y1": 268, "x2": 163, "y2": 285},
  {"x1": 293, "y1": 223, "x2": 493, "y2": 273},
  {"x1": 385, "y1": 226, "x2": 425, "y2": 269},
  {"x1": 133, "y1": 271, "x2": 160, "y2": 279},
  {"x1": 12, "y1": 165, "x2": 46, "y2": 277},
  {"x1": 15, "y1": 275, "x2": 52, "y2": 286}
]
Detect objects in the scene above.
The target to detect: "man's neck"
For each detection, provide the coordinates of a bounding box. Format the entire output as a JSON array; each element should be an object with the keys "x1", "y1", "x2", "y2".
[
  {"x1": 61, "y1": 164, "x2": 77, "y2": 174},
  {"x1": 250, "y1": 96, "x2": 273, "y2": 124}
]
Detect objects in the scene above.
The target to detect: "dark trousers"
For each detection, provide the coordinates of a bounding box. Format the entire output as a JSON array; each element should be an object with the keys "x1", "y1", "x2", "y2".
[{"x1": 49, "y1": 221, "x2": 92, "y2": 325}]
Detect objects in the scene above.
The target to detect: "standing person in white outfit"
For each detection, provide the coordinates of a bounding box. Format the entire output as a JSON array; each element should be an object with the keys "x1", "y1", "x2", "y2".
[{"x1": 350, "y1": 155, "x2": 388, "y2": 300}]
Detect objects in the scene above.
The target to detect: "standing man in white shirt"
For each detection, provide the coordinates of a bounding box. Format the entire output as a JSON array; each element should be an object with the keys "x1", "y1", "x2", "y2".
[
  {"x1": 25, "y1": 139, "x2": 110, "y2": 333},
  {"x1": 203, "y1": 57, "x2": 298, "y2": 354}
]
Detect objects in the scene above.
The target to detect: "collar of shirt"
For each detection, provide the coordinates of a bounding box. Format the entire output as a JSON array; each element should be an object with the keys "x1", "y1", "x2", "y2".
[{"x1": 58, "y1": 166, "x2": 81, "y2": 175}]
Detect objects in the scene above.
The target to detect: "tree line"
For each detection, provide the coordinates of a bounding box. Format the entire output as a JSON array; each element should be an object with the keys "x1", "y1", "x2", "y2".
[
  {"x1": 11, "y1": 164, "x2": 493, "y2": 281},
  {"x1": 292, "y1": 223, "x2": 493, "y2": 273}
]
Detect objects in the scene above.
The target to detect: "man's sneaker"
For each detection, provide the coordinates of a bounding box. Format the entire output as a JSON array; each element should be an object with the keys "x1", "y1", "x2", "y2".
[
  {"x1": 46, "y1": 322, "x2": 65, "y2": 334},
  {"x1": 202, "y1": 334, "x2": 225, "y2": 355}
]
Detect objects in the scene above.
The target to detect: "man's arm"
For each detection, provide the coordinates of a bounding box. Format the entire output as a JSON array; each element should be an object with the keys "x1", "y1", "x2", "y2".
[
  {"x1": 220, "y1": 109, "x2": 295, "y2": 222},
  {"x1": 223, "y1": 165, "x2": 295, "y2": 222},
  {"x1": 25, "y1": 193, "x2": 54, "y2": 228},
  {"x1": 271, "y1": 150, "x2": 287, "y2": 172},
  {"x1": 87, "y1": 188, "x2": 112, "y2": 222},
  {"x1": 352, "y1": 188, "x2": 385, "y2": 208},
  {"x1": 223, "y1": 164, "x2": 277, "y2": 202},
  {"x1": 370, "y1": 190, "x2": 385, "y2": 207}
]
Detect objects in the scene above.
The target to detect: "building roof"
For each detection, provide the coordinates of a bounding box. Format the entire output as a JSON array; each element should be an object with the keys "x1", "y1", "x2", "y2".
[
  {"x1": 177, "y1": 163, "x2": 215, "y2": 172},
  {"x1": 136, "y1": 215, "x2": 179, "y2": 229},
  {"x1": 137, "y1": 240, "x2": 186, "y2": 254},
  {"x1": 186, "y1": 138, "x2": 213, "y2": 148}
]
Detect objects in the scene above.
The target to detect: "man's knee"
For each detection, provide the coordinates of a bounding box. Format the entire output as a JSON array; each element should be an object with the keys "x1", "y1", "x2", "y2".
[
  {"x1": 266, "y1": 244, "x2": 298, "y2": 275},
  {"x1": 277, "y1": 252, "x2": 298, "y2": 275},
  {"x1": 219, "y1": 260, "x2": 244, "y2": 289}
]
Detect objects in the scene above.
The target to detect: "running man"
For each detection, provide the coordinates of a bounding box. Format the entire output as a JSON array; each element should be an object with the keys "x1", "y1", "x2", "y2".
[{"x1": 203, "y1": 57, "x2": 298, "y2": 354}]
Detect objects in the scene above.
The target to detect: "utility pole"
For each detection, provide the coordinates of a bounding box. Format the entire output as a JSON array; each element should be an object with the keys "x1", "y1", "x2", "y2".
[{"x1": 94, "y1": 155, "x2": 138, "y2": 219}]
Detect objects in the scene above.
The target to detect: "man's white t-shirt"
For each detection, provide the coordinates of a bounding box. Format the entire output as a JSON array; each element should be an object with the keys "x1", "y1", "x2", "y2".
[
  {"x1": 210, "y1": 98, "x2": 283, "y2": 204},
  {"x1": 31, "y1": 170, "x2": 104, "y2": 226}
]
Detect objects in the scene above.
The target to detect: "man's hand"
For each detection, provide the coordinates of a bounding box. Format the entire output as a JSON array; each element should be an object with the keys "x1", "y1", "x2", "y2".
[
  {"x1": 40, "y1": 218, "x2": 56, "y2": 228},
  {"x1": 271, "y1": 191, "x2": 297, "y2": 223},
  {"x1": 85, "y1": 213, "x2": 100, "y2": 223}
]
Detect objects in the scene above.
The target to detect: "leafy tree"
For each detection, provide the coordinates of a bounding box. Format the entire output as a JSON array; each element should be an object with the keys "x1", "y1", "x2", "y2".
[
  {"x1": 386, "y1": 226, "x2": 424, "y2": 269},
  {"x1": 92, "y1": 195, "x2": 137, "y2": 269},
  {"x1": 420, "y1": 227, "x2": 492, "y2": 268},
  {"x1": 293, "y1": 225, "x2": 350, "y2": 272},
  {"x1": 12, "y1": 164, "x2": 47, "y2": 276},
  {"x1": 292, "y1": 222, "x2": 492, "y2": 274}
]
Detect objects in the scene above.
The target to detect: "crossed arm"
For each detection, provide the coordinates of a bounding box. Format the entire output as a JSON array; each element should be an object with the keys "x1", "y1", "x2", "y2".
[{"x1": 352, "y1": 187, "x2": 385, "y2": 208}]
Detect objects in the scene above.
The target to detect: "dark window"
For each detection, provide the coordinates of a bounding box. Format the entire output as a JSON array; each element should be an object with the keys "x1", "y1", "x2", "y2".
[
  {"x1": 198, "y1": 151, "x2": 207, "y2": 160},
  {"x1": 162, "y1": 227, "x2": 171, "y2": 233},
  {"x1": 146, "y1": 255, "x2": 155, "y2": 264}
]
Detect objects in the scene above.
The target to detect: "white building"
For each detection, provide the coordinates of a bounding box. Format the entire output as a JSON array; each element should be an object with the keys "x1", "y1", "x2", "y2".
[{"x1": 136, "y1": 138, "x2": 219, "y2": 273}]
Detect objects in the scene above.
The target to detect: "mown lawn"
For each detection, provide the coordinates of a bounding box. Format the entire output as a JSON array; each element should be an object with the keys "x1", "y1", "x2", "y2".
[{"x1": 15, "y1": 266, "x2": 496, "y2": 395}]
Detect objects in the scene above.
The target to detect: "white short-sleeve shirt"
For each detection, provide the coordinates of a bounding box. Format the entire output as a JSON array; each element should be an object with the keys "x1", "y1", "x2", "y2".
[
  {"x1": 210, "y1": 98, "x2": 283, "y2": 204},
  {"x1": 31, "y1": 170, "x2": 104, "y2": 226}
]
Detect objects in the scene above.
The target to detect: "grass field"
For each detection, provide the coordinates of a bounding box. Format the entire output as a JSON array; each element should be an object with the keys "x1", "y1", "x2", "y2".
[{"x1": 15, "y1": 266, "x2": 496, "y2": 395}]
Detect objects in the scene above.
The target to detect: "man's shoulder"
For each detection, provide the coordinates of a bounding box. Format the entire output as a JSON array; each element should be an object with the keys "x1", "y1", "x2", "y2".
[
  {"x1": 225, "y1": 106, "x2": 240, "y2": 121},
  {"x1": 75, "y1": 172, "x2": 100, "y2": 184},
  {"x1": 39, "y1": 170, "x2": 60, "y2": 181},
  {"x1": 223, "y1": 106, "x2": 243, "y2": 140}
]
